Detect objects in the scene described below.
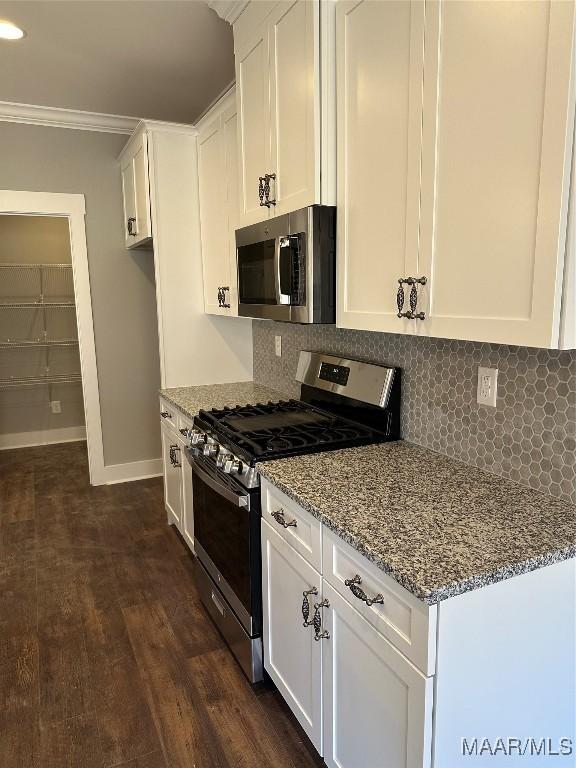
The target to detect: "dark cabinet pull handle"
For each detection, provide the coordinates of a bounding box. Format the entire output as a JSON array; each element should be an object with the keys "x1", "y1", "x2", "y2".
[
  {"x1": 169, "y1": 444, "x2": 181, "y2": 468},
  {"x1": 302, "y1": 586, "x2": 318, "y2": 627},
  {"x1": 259, "y1": 176, "x2": 267, "y2": 207},
  {"x1": 161, "y1": 411, "x2": 171, "y2": 419},
  {"x1": 217, "y1": 287, "x2": 223, "y2": 307},
  {"x1": 264, "y1": 173, "x2": 276, "y2": 207},
  {"x1": 221, "y1": 286, "x2": 231, "y2": 309},
  {"x1": 127, "y1": 217, "x2": 137, "y2": 236},
  {"x1": 344, "y1": 574, "x2": 384, "y2": 607},
  {"x1": 271, "y1": 509, "x2": 297, "y2": 528},
  {"x1": 312, "y1": 599, "x2": 330, "y2": 641},
  {"x1": 397, "y1": 276, "x2": 427, "y2": 320}
]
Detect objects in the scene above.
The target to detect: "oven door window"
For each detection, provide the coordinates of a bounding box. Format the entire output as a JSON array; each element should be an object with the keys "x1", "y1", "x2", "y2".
[
  {"x1": 237, "y1": 238, "x2": 276, "y2": 305},
  {"x1": 193, "y1": 461, "x2": 252, "y2": 616}
]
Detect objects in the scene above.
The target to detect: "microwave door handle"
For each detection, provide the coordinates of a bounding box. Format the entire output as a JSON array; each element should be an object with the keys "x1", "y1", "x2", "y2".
[
  {"x1": 190, "y1": 457, "x2": 250, "y2": 510},
  {"x1": 274, "y1": 237, "x2": 291, "y2": 306}
]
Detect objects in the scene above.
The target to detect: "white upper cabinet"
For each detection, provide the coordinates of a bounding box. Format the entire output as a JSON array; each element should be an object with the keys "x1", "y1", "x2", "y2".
[
  {"x1": 336, "y1": 0, "x2": 426, "y2": 335},
  {"x1": 119, "y1": 128, "x2": 153, "y2": 248},
  {"x1": 337, "y1": 0, "x2": 576, "y2": 349},
  {"x1": 197, "y1": 91, "x2": 239, "y2": 315},
  {"x1": 418, "y1": 0, "x2": 576, "y2": 348},
  {"x1": 234, "y1": 0, "x2": 335, "y2": 226}
]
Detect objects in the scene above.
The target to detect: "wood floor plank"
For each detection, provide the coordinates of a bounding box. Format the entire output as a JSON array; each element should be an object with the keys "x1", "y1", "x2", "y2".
[
  {"x1": 0, "y1": 633, "x2": 39, "y2": 717},
  {"x1": 92, "y1": 652, "x2": 162, "y2": 768},
  {"x1": 0, "y1": 711, "x2": 39, "y2": 768},
  {"x1": 189, "y1": 647, "x2": 323, "y2": 768},
  {"x1": 123, "y1": 601, "x2": 231, "y2": 768},
  {"x1": 0, "y1": 562, "x2": 37, "y2": 637},
  {"x1": 162, "y1": 594, "x2": 224, "y2": 660},
  {"x1": 38, "y1": 626, "x2": 96, "y2": 724},
  {"x1": 0, "y1": 467, "x2": 35, "y2": 523},
  {"x1": 38, "y1": 713, "x2": 103, "y2": 768},
  {"x1": 114, "y1": 750, "x2": 167, "y2": 768}
]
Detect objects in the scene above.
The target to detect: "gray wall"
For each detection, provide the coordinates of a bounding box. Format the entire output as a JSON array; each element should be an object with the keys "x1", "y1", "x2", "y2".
[
  {"x1": 253, "y1": 321, "x2": 576, "y2": 504},
  {"x1": 0, "y1": 122, "x2": 161, "y2": 465}
]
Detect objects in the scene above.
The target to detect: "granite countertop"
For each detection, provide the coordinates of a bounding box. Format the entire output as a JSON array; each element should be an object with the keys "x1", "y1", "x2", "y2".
[
  {"x1": 160, "y1": 381, "x2": 288, "y2": 420},
  {"x1": 257, "y1": 441, "x2": 576, "y2": 605}
]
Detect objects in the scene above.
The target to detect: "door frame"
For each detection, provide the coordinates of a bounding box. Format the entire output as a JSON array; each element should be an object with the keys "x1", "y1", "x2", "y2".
[{"x1": 0, "y1": 190, "x2": 106, "y2": 484}]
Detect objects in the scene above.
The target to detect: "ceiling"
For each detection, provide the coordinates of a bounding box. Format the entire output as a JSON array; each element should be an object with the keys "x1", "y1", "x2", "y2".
[{"x1": 0, "y1": 1, "x2": 235, "y2": 124}]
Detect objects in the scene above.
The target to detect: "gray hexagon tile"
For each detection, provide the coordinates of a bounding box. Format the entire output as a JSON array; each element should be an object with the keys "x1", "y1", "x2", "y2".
[{"x1": 252, "y1": 321, "x2": 576, "y2": 503}]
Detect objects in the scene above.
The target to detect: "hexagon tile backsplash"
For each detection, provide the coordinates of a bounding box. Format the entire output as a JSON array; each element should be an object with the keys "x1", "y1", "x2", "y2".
[{"x1": 252, "y1": 321, "x2": 576, "y2": 504}]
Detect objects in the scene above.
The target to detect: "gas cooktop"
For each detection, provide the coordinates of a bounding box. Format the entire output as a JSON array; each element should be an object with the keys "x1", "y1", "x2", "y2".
[{"x1": 197, "y1": 398, "x2": 386, "y2": 463}]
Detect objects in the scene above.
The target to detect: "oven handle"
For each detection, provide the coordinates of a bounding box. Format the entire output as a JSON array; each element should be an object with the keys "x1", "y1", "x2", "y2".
[{"x1": 190, "y1": 456, "x2": 251, "y2": 510}]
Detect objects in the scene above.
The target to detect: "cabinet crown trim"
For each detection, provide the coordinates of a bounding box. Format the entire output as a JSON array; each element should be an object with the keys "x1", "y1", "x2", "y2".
[{"x1": 0, "y1": 99, "x2": 139, "y2": 135}]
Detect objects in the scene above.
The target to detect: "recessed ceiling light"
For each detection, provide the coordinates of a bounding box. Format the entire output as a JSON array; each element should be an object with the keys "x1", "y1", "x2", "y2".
[{"x1": 0, "y1": 20, "x2": 25, "y2": 40}]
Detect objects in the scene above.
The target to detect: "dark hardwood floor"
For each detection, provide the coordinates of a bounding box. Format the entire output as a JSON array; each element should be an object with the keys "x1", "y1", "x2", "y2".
[{"x1": 0, "y1": 441, "x2": 324, "y2": 768}]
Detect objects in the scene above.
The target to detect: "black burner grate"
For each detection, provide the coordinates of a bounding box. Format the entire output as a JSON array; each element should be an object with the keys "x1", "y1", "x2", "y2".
[{"x1": 198, "y1": 400, "x2": 387, "y2": 463}]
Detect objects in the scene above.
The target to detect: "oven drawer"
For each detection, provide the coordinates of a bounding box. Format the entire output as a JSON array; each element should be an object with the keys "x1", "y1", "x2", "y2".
[
  {"x1": 261, "y1": 479, "x2": 322, "y2": 571},
  {"x1": 159, "y1": 396, "x2": 178, "y2": 431},
  {"x1": 323, "y1": 528, "x2": 436, "y2": 676}
]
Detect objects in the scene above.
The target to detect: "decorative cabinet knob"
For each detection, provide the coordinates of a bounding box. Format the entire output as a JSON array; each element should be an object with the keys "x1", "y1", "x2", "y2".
[
  {"x1": 302, "y1": 586, "x2": 318, "y2": 627},
  {"x1": 344, "y1": 574, "x2": 384, "y2": 607},
  {"x1": 312, "y1": 599, "x2": 330, "y2": 641},
  {"x1": 263, "y1": 173, "x2": 276, "y2": 207},
  {"x1": 397, "y1": 276, "x2": 427, "y2": 320},
  {"x1": 160, "y1": 411, "x2": 171, "y2": 419},
  {"x1": 271, "y1": 509, "x2": 297, "y2": 528}
]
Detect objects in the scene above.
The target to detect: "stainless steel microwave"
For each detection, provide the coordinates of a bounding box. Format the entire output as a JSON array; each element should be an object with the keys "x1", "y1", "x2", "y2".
[{"x1": 236, "y1": 205, "x2": 336, "y2": 323}]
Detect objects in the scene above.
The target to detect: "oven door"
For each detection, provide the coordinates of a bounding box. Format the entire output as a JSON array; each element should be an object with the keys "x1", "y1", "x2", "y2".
[{"x1": 189, "y1": 452, "x2": 261, "y2": 636}]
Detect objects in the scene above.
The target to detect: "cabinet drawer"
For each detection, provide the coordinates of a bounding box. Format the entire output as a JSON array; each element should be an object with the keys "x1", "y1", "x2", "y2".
[
  {"x1": 261, "y1": 479, "x2": 322, "y2": 571},
  {"x1": 323, "y1": 528, "x2": 436, "y2": 676},
  {"x1": 159, "y1": 397, "x2": 177, "y2": 431}
]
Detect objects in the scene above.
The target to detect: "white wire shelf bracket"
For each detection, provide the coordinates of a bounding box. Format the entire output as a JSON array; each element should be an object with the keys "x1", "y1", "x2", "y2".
[
  {"x1": 0, "y1": 301, "x2": 76, "y2": 308},
  {"x1": 0, "y1": 263, "x2": 73, "y2": 269},
  {"x1": 0, "y1": 339, "x2": 79, "y2": 349},
  {"x1": 0, "y1": 373, "x2": 82, "y2": 389}
]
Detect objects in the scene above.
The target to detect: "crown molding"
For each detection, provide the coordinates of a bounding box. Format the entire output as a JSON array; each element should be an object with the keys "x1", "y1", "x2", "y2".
[
  {"x1": 0, "y1": 101, "x2": 139, "y2": 134},
  {"x1": 209, "y1": 0, "x2": 249, "y2": 24}
]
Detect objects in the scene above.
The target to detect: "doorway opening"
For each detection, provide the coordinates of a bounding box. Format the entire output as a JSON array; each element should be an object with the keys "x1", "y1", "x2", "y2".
[{"x1": 0, "y1": 191, "x2": 105, "y2": 484}]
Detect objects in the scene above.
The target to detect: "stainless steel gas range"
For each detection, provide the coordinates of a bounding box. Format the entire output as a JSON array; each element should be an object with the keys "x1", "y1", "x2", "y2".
[{"x1": 184, "y1": 351, "x2": 401, "y2": 682}]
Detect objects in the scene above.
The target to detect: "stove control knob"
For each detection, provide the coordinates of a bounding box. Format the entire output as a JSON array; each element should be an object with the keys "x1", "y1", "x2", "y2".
[
  {"x1": 216, "y1": 451, "x2": 231, "y2": 468},
  {"x1": 190, "y1": 430, "x2": 206, "y2": 445},
  {"x1": 203, "y1": 443, "x2": 218, "y2": 457},
  {"x1": 224, "y1": 457, "x2": 243, "y2": 475}
]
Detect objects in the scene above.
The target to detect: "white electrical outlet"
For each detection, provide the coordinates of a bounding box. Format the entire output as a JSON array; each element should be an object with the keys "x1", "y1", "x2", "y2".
[
  {"x1": 50, "y1": 400, "x2": 62, "y2": 414},
  {"x1": 275, "y1": 335, "x2": 282, "y2": 357},
  {"x1": 477, "y1": 367, "x2": 498, "y2": 407}
]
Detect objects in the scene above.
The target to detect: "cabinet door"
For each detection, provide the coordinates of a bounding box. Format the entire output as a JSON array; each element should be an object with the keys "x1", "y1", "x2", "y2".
[
  {"x1": 262, "y1": 519, "x2": 323, "y2": 753},
  {"x1": 132, "y1": 135, "x2": 152, "y2": 246},
  {"x1": 180, "y1": 441, "x2": 194, "y2": 551},
  {"x1": 161, "y1": 422, "x2": 182, "y2": 526},
  {"x1": 198, "y1": 114, "x2": 230, "y2": 315},
  {"x1": 235, "y1": 19, "x2": 271, "y2": 226},
  {"x1": 121, "y1": 157, "x2": 137, "y2": 248},
  {"x1": 268, "y1": 0, "x2": 319, "y2": 216},
  {"x1": 418, "y1": 0, "x2": 575, "y2": 347},
  {"x1": 223, "y1": 104, "x2": 240, "y2": 316},
  {"x1": 336, "y1": 0, "x2": 426, "y2": 334},
  {"x1": 323, "y1": 583, "x2": 433, "y2": 768}
]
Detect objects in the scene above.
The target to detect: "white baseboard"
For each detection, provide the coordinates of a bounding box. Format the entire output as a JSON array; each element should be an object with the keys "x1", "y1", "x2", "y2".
[
  {"x1": 0, "y1": 425, "x2": 87, "y2": 450},
  {"x1": 103, "y1": 457, "x2": 163, "y2": 485}
]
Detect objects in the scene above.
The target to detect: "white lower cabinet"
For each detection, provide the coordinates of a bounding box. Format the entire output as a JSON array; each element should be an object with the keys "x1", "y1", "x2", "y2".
[
  {"x1": 261, "y1": 481, "x2": 433, "y2": 767},
  {"x1": 161, "y1": 420, "x2": 183, "y2": 526},
  {"x1": 323, "y1": 582, "x2": 433, "y2": 768},
  {"x1": 261, "y1": 519, "x2": 323, "y2": 752}
]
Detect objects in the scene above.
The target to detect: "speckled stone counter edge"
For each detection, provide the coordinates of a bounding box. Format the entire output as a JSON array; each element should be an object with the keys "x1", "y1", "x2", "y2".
[{"x1": 257, "y1": 465, "x2": 576, "y2": 605}]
